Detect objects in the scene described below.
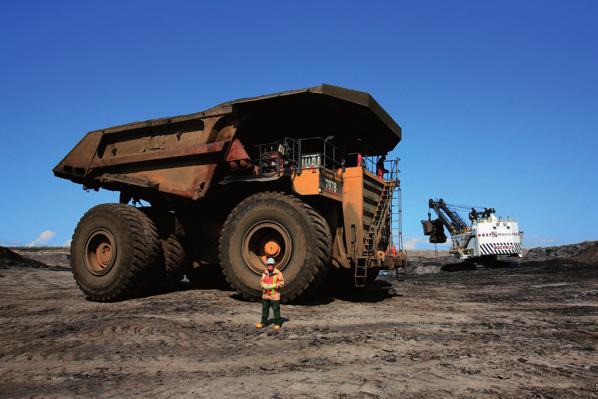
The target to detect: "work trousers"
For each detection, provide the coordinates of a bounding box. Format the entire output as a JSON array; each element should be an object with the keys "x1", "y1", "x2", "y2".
[{"x1": 261, "y1": 299, "x2": 282, "y2": 325}]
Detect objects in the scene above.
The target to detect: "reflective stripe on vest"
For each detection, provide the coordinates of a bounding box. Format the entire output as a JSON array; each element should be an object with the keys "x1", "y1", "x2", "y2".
[{"x1": 271, "y1": 274, "x2": 277, "y2": 295}]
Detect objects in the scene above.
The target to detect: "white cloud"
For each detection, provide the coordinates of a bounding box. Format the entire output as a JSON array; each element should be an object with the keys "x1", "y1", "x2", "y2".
[
  {"x1": 27, "y1": 230, "x2": 56, "y2": 247},
  {"x1": 63, "y1": 239, "x2": 72, "y2": 248},
  {"x1": 404, "y1": 237, "x2": 426, "y2": 250}
]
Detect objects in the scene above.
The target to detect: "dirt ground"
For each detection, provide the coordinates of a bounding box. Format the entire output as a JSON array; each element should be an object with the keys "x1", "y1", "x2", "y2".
[{"x1": 1, "y1": 251, "x2": 597, "y2": 398}]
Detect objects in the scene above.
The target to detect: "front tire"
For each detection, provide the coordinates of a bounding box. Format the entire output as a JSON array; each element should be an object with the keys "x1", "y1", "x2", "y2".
[
  {"x1": 70, "y1": 204, "x2": 163, "y2": 301},
  {"x1": 219, "y1": 192, "x2": 332, "y2": 302}
]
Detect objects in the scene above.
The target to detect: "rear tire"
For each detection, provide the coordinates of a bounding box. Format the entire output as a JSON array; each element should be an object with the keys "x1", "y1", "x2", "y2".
[
  {"x1": 70, "y1": 203, "x2": 163, "y2": 301},
  {"x1": 219, "y1": 192, "x2": 332, "y2": 302},
  {"x1": 163, "y1": 234, "x2": 188, "y2": 281}
]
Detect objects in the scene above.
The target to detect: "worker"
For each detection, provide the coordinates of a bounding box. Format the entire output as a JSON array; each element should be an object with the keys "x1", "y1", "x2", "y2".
[
  {"x1": 256, "y1": 257, "x2": 285, "y2": 331},
  {"x1": 376, "y1": 155, "x2": 388, "y2": 179}
]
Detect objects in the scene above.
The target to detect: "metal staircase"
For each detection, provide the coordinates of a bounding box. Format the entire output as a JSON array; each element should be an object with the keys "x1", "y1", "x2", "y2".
[{"x1": 354, "y1": 159, "x2": 400, "y2": 287}]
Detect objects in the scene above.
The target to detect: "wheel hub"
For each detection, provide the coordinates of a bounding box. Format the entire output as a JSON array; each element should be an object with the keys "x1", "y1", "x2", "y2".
[
  {"x1": 85, "y1": 229, "x2": 116, "y2": 276},
  {"x1": 242, "y1": 222, "x2": 292, "y2": 274},
  {"x1": 96, "y1": 242, "x2": 112, "y2": 267},
  {"x1": 264, "y1": 240, "x2": 281, "y2": 257}
]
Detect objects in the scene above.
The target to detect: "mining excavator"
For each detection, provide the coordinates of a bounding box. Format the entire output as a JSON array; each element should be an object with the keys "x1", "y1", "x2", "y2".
[
  {"x1": 54, "y1": 85, "x2": 405, "y2": 302},
  {"x1": 422, "y1": 199, "x2": 523, "y2": 259}
]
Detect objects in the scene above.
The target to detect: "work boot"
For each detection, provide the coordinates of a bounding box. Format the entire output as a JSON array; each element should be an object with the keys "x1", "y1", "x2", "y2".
[
  {"x1": 255, "y1": 323, "x2": 264, "y2": 329},
  {"x1": 273, "y1": 324, "x2": 281, "y2": 331}
]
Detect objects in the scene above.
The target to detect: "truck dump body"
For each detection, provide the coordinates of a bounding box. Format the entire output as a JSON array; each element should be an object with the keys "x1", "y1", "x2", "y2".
[{"x1": 54, "y1": 84, "x2": 401, "y2": 200}]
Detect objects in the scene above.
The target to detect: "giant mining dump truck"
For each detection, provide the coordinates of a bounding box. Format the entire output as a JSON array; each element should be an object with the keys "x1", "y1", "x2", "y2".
[{"x1": 54, "y1": 85, "x2": 405, "y2": 302}]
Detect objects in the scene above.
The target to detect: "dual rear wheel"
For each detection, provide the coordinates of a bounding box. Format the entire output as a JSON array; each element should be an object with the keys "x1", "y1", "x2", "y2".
[{"x1": 70, "y1": 204, "x2": 163, "y2": 301}]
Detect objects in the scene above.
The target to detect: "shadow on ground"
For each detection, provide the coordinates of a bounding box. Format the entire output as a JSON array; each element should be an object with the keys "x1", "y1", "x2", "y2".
[{"x1": 228, "y1": 279, "x2": 399, "y2": 306}]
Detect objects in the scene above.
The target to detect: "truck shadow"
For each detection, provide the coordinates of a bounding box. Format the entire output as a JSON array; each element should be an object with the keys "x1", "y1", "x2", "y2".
[
  {"x1": 228, "y1": 279, "x2": 400, "y2": 306},
  {"x1": 141, "y1": 275, "x2": 399, "y2": 305},
  {"x1": 325, "y1": 280, "x2": 400, "y2": 304},
  {"x1": 139, "y1": 276, "x2": 233, "y2": 299}
]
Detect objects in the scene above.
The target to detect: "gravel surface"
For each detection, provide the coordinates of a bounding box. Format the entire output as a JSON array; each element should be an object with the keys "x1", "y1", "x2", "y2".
[{"x1": 0, "y1": 245, "x2": 597, "y2": 398}]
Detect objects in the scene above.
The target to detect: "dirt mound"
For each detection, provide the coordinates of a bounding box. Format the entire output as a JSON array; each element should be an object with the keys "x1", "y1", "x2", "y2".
[
  {"x1": 11, "y1": 247, "x2": 70, "y2": 268},
  {"x1": 0, "y1": 246, "x2": 50, "y2": 269},
  {"x1": 575, "y1": 242, "x2": 598, "y2": 264},
  {"x1": 526, "y1": 241, "x2": 598, "y2": 264},
  {"x1": 403, "y1": 241, "x2": 598, "y2": 273}
]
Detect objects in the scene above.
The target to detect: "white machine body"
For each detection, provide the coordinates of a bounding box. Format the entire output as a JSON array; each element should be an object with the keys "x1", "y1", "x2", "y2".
[{"x1": 452, "y1": 214, "x2": 523, "y2": 259}]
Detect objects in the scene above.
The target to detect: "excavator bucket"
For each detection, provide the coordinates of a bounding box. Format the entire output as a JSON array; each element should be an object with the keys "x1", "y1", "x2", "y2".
[
  {"x1": 421, "y1": 220, "x2": 435, "y2": 236},
  {"x1": 427, "y1": 219, "x2": 447, "y2": 244}
]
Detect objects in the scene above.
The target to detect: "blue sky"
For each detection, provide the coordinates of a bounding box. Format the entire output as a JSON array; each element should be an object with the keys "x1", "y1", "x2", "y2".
[{"x1": 0, "y1": 1, "x2": 596, "y2": 249}]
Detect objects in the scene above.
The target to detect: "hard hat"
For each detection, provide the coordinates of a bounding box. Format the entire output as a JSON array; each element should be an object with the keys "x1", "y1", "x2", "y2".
[{"x1": 266, "y1": 257, "x2": 276, "y2": 265}]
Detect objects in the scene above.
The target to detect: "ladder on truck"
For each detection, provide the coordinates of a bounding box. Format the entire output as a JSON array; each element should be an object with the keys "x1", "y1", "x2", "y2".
[{"x1": 354, "y1": 159, "x2": 400, "y2": 287}]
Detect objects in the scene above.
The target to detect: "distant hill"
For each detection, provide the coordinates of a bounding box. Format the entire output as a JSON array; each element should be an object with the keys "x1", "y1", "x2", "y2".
[{"x1": 1, "y1": 247, "x2": 70, "y2": 269}]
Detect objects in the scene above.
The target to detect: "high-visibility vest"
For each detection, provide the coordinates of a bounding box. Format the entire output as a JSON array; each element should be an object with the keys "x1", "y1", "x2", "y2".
[{"x1": 263, "y1": 272, "x2": 278, "y2": 295}]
